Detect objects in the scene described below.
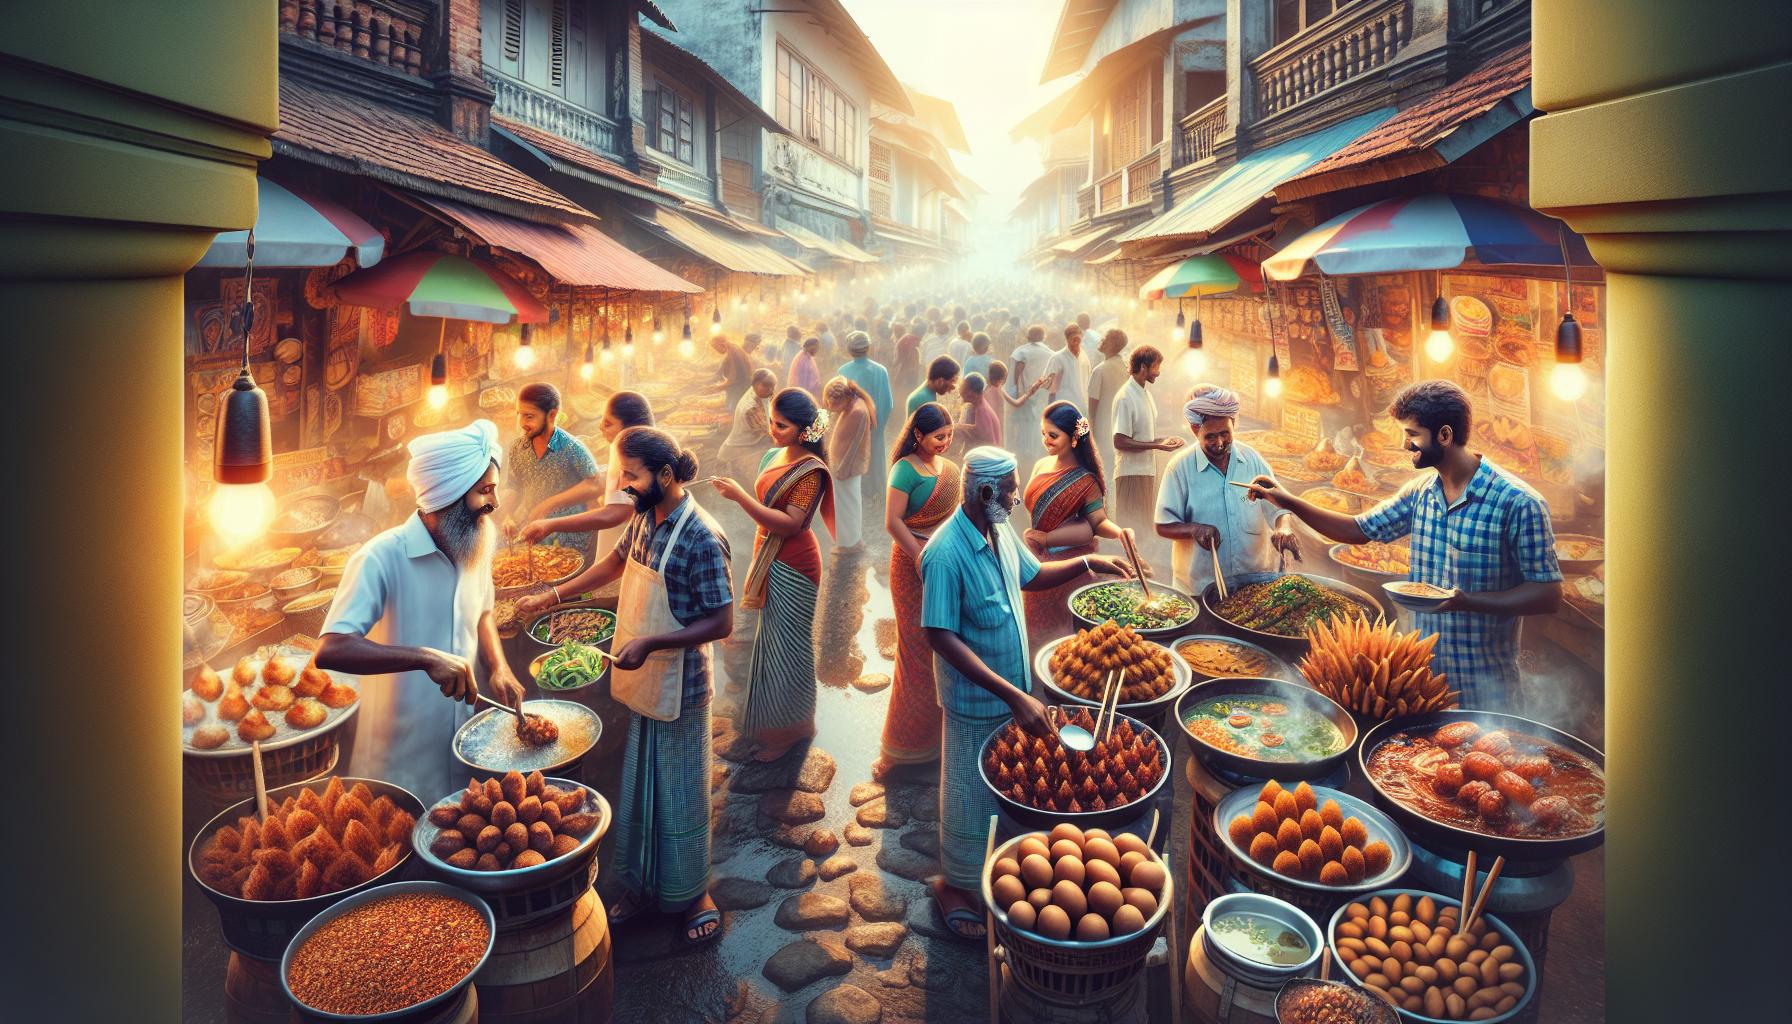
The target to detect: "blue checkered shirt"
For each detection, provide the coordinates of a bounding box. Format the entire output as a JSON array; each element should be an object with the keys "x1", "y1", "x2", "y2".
[
  {"x1": 1355, "y1": 457, "x2": 1562, "y2": 709},
  {"x1": 614, "y1": 495, "x2": 733, "y2": 710}
]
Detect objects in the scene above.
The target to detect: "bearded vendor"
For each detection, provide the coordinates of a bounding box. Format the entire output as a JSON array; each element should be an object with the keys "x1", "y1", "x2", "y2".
[
  {"x1": 1153, "y1": 384, "x2": 1301, "y2": 594},
  {"x1": 316, "y1": 420, "x2": 526, "y2": 799},
  {"x1": 920, "y1": 445, "x2": 1134, "y2": 941},
  {"x1": 516, "y1": 427, "x2": 734, "y2": 947},
  {"x1": 1245, "y1": 381, "x2": 1563, "y2": 710}
]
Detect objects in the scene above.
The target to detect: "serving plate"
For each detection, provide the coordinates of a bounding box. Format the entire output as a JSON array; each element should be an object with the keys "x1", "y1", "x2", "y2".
[
  {"x1": 1033, "y1": 634, "x2": 1192, "y2": 721},
  {"x1": 1213, "y1": 783, "x2": 1411, "y2": 896},
  {"x1": 183, "y1": 646, "x2": 360, "y2": 757},
  {"x1": 411, "y1": 778, "x2": 611, "y2": 895}
]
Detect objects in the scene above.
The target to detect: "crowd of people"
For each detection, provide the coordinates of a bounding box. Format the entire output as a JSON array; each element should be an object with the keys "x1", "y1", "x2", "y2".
[{"x1": 312, "y1": 278, "x2": 1567, "y2": 950}]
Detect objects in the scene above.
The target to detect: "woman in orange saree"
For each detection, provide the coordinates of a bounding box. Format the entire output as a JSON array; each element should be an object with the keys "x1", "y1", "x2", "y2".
[
  {"x1": 1021, "y1": 401, "x2": 1137, "y2": 649},
  {"x1": 872, "y1": 403, "x2": 961, "y2": 782}
]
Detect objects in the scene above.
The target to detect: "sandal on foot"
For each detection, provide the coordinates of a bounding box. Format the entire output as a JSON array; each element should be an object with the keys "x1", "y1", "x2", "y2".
[
  {"x1": 938, "y1": 903, "x2": 985, "y2": 942},
  {"x1": 606, "y1": 890, "x2": 649, "y2": 926},
  {"x1": 682, "y1": 908, "x2": 722, "y2": 947}
]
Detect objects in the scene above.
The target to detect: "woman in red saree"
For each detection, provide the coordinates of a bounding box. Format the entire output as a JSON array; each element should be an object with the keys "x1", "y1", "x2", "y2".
[
  {"x1": 872, "y1": 402, "x2": 960, "y2": 782},
  {"x1": 1021, "y1": 400, "x2": 1138, "y2": 649},
  {"x1": 710, "y1": 388, "x2": 835, "y2": 762}
]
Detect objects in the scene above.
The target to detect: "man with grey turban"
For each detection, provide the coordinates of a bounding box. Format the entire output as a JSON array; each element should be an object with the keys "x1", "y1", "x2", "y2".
[
  {"x1": 317, "y1": 420, "x2": 525, "y2": 798},
  {"x1": 1153, "y1": 385, "x2": 1299, "y2": 593},
  {"x1": 919, "y1": 445, "x2": 1135, "y2": 940}
]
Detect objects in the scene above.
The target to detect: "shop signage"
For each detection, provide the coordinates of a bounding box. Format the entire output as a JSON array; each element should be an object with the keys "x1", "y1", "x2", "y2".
[
  {"x1": 352, "y1": 364, "x2": 422, "y2": 416},
  {"x1": 1319, "y1": 278, "x2": 1360, "y2": 371},
  {"x1": 1282, "y1": 405, "x2": 1322, "y2": 447}
]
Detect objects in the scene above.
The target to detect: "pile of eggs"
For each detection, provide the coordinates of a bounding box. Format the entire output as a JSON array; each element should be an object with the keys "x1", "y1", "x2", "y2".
[{"x1": 988, "y1": 823, "x2": 1166, "y2": 943}]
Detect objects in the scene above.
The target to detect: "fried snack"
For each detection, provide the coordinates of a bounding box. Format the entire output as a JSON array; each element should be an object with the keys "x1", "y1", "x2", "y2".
[
  {"x1": 1235, "y1": 779, "x2": 1382, "y2": 886},
  {"x1": 1047, "y1": 620, "x2": 1178, "y2": 702},
  {"x1": 237, "y1": 710, "x2": 276, "y2": 742},
  {"x1": 1299, "y1": 613, "x2": 1458, "y2": 719},
  {"x1": 232, "y1": 658, "x2": 258, "y2": 687},
  {"x1": 294, "y1": 663, "x2": 331, "y2": 698},
  {"x1": 492, "y1": 544, "x2": 583, "y2": 588},
  {"x1": 281, "y1": 698, "x2": 325, "y2": 730},
  {"x1": 183, "y1": 693, "x2": 207, "y2": 726},
  {"x1": 517, "y1": 713, "x2": 560, "y2": 746},
  {"x1": 218, "y1": 685, "x2": 250, "y2": 722},
  {"x1": 501, "y1": 771, "x2": 528, "y2": 806},
  {"x1": 192, "y1": 664, "x2": 225, "y2": 701},
  {"x1": 982, "y1": 710, "x2": 1163, "y2": 814},
  {"x1": 199, "y1": 778, "x2": 410, "y2": 901},
  {"x1": 189, "y1": 724, "x2": 230, "y2": 749},
  {"x1": 262, "y1": 656, "x2": 296, "y2": 687},
  {"x1": 252, "y1": 684, "x2": 295, "y2": 712},
  {"x1": 317, "y1": 681, "x2": 358, "y2": 708}
]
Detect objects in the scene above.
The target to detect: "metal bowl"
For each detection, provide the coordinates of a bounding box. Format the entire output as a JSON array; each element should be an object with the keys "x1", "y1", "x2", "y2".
[
  {"x1": 452, "y1": 699, "x2": 603, "y2": 777},
  {"x1": 1326, "y1": 542, "x2": 1410, "y2": 580},
  {"x1": 523, "y1": 603, "x2": 617, "y2": 655},
  {"x1": 1033, "y1": 634, "x2": 1193, "y2": 723},
  {"x1": 1358, "y1": 710, "x2": 1606, "y2": 861},
  {"x1": 978, "y1": 711, "x2": 1173, "y2": 831},
  {"x1": 1200, "y1": 572, "x2": 1382, "y2": 660},
  {"x1": 280, "y1": 880, "x2": 494, "y2": 1022},
  {"x1": 493, "y1": 545, "x2": 587, "y2": 602},
  {"x1": 1325, "y1": 889, "x2": 1537, "y2": 1024},
  {"x1": 1171, "y1": 634, "x2": 1297, "y2": 684},
  {"x1": 186, "y1": 777, "x2": 423, "y2": 960},
  {"x1": 1200, "y1": 892, "x2": 1323, "y2": 986},
  {"x1": 270, "y1": 565, "x2": 324, "y2": 604},
  {"x1": 183, "y1": 648, "x2": 360, "y2": 757},
  {"x1": 1175, "y1": 677, "x2": 1356, "y2": 780},
  {"x1": 412, "y1": 779, "x2": 611, "y2": 894},
  {"x1": 1212, "y1": 782, "x2": 1411, "y2": 896},
  {"x1": 268, "y1": 492, "x2": 342, "y2": 548},
  {"x1": 1067, "y1": 580, "x2": 1201, "y2": 639},
  {"x1": 528, "y1": 647, "x2": 608, "y2": 693}
]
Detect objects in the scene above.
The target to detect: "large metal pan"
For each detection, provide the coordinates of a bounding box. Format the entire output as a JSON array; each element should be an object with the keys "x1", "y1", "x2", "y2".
[
  {"x1": 1174, "y1": 676, "x2": 1356, "y2": 780},
  {"x1": 1199, "y1": 571, "x2": 1381, "y2": 661},
  {"x1": 979, "y1": 712, "x2": 1172, "y2": 832}
]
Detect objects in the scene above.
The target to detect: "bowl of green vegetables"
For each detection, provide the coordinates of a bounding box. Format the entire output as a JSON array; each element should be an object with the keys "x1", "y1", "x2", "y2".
[
  {"x1": 1068, "y1": 580, "x2": 1199, "y2": 639},
  {"x1": 530, "y1": 642, "x2": 610, "y2": 692}
]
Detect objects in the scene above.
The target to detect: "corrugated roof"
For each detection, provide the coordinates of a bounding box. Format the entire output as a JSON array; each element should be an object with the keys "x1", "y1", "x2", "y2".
[
  {"x1": 274, "y1": 80, "x2": 590, "y2": 223},
  {"x1": 1040, "y1": 0, "x2": 1122, "y2": 83},
  {"x1": 1274, "y1": 45, "x2": 1532, "y2": 202},
  {"x1": 1051, "y1": 222, "x2": 1123, "y2": 256},
  {"x1": 409, "y1": 193, "x2": 701, "y2": 292},
  {"x1": 631, "y1": 207, "x2": 810, "y2": 276},
  {"x1": 641, "y1": 32, "x2": 786, "y2": 135},
  {"x1": 491, "y1": 118, "x2": 684, "y2": 205}
]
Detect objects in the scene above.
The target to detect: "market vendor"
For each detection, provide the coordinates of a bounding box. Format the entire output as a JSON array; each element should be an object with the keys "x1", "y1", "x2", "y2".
[
  {"x1": 1245, "y1": 381, "x2": 1563, "y2": 709},
  {"x1": 499, "y1": 383, "x2": 600, "y2": 558},
  {"x1": 316, "y1": 420, "x2": 526, "y2": 798},
  {"x1": 516, "y1": 427, "x2": 734, "y2": 946},
  {"x1": 1154, "y1": 385, "x2": 1301, "y2": 594},
  {"x1": 920, "y1": 445, "x2": 1134, "y2": 940},
  {"x1": 517, "y1": 390, "x2": 655, "y2": 560}
]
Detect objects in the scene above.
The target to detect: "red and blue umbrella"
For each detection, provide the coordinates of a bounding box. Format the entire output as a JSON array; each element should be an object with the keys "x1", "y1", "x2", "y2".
[
  {"x1": 198, "y1": 177, "x2": 385, "y2": 268},
  {"x1": 1262, "y1": 193, "x2": 1594, "y2": 281},
  {"x1": 330, "y1": 250, "x2": 549, "y2": 324}
]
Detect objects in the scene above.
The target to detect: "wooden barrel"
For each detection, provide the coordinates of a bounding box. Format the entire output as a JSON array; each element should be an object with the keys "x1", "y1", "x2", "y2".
[
  {"x1": 225, "y1": 952, "x2": 290, "y2": 1024},
  {"x1": 474, "y1": 887, "x2": 613, "y2": 1024},
  {"x1": 1182, "y1": 931, "x2": 1282, "y2": 1024},
  {"x1": 288, "y1": 981, "x2": 478, "y2": 1024}
]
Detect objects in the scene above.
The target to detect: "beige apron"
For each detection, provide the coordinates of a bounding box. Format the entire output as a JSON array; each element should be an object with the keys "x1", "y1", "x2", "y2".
[{"x1": 609, "y1": 503, "x2": 697, "y2": 722}]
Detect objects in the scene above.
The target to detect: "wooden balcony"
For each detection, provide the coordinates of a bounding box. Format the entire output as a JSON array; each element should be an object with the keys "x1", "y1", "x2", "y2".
[
  {"x1": 282, "y1": 0, "x2": 432, "y2": 77},
  {"x1": 1178, "y1": 96, "x2": 1227, "y2": 166},
  {"x1": 1250, "y1": 0, "x2": 1412, "y2": 120},
  {"x1": 1126, "y1": 150, "x2": 1161, "y2": 206},
  {"x1": 484, "y1": 70, "x2": 621, "y2": 157},
  {"x1": 1075, "y1": 185, "x2": 1094, "y2": 223},
  {"x1": 1097, "y1": 170, "x2": 1123, "y2": 214}
]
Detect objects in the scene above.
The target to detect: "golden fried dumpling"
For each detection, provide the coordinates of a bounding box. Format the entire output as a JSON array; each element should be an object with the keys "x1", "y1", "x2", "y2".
[
  {"x1": 217, "y1": 684, "x2": 250, "y2": 722},
  {"x1": 183, "y1": 692, "x2": 207, "y2": 726},
  {"x1": 294, "y1": 663, "x2": 330, "y2": 698},
  {"x1": 285, "y1": 698, "x2": 327, "y2": 730},
  {"x1": 252, "y1": 684, "x2": 295, "y2": 712},
  {"x1": 318, "y1": 681, "x2": 358, "y2": 709},
  {"x1": 189, "y1": 723, "x2": 230, "y2": 749},
  {"x1": 232, "y1": 658, "x2": 258, "y2": 687},
  {"x1": 237, "y1": 709, "x2": 276, "y2": 742},
  {"x1": 262, "y1": 656, "x2": 296, "y2": 687},
  {"x1": 191, "y1": 664, "x2": 224, "y2": 701}
]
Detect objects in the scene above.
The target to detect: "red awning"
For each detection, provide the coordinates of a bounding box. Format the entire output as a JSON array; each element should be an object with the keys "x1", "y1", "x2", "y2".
[{"x1": 410, "y1": 193, "x2": 701, "y2": 293}]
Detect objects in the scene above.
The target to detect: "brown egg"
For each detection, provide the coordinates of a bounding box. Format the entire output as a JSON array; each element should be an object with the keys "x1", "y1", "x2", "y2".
[
  {"x1": 1119, "y1": 850, "x2": 1148, "y2": 884},
  {"x1": 1122, "y1": 887, "x2": 1158, "y2": 918},
  {"x1": 1111, "y1": 903, "x2": 1147, "y2": 936},
  {"x1": 1017, "y1": 836, "x2": 1052, "y2": 862},
  {"x1": 1086, "y1": 880, "x2": 1123, "y2": 919},
  {"x1": 1083, "y1": 828, "x2": 1111, "y2": 843},
  {"x1": 992, "y1": 874, "x2": 1026, "y2": 908},
  {"x1": 1036, "y1": 904, "x2": 1072, "y2": 941},
  {"x1": 1027, "y1": 888, "x2": 1053, "y2": 909},
  {"x1": 1114, "y1": 832, "x2": 1150, "y2": 857},
  {"x1": 1128, "y1": 859, "x2": 1166, "y2": 894},
  {"x1": 1075, "y1": 913, "x2": 1110, "y2": 942},
  {"x1": 1083, "y1": 836, "x2": 1121, "y2": 867},
  {"x1": 1049, "y1": 823, "x2": 1085, "y2": 847},
  {"x1": 993, "y1": 856, "x2": 1021, "y2": 880},
  {"x1": 1007, "y1": 900, "x2": 1037, "y2": 930},
  {"x1": 1051, "y1": 879, "x2": 1087, "y2": 919},
  {"x1": 1050, "y1": 838, "x2": 1083, "y2": 861},
  {"x1": 1084, "y1": 858, "x2": 1123, "y2": 890},
  {"x1": 1053, "y1": 855, "x2": 1085, "y2": 886},
  {"x1": 1020, "y1": 854, "x2": 1054, "y2": 889}
]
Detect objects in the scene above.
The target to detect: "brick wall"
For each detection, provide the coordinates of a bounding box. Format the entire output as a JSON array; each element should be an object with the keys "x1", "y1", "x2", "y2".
[{"x1": 438, "y1": 0, "x2": 489, "y2": 144}]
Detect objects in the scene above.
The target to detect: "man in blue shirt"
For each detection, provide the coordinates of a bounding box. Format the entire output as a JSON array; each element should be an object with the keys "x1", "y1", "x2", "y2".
[
  {"x1": 920, "y1": 446, "x2": 1133, "y2": 939},
  {"x1": 501, "y1": 383, "x2": 600, "y2": 558},
  {"x1": 838, "y1": 330, "x2": 894, "y2": 500},
  {"x1": 1245, "y1": 381, "x2": 1562, "y2": 710}
]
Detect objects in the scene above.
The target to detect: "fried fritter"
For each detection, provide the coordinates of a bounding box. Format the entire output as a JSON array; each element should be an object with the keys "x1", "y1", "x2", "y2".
[
  {"x1": 236, "y1": 710, "x2": 276, "y2": 742},
  {"x1": 191, "y1": 664, "x2": 224, "y2": 701},
  {"x1": 262, "y1": 656, "x2": 296, "y2": 688},
  {"x1": 284, "y1": 698, "x2": 326, "y2": 729}
]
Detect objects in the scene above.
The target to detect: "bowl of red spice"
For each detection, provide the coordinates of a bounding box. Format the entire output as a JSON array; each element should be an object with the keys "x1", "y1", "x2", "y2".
[{"x1": 281, "y1": 880, "x2": 494, "y2": 1021}]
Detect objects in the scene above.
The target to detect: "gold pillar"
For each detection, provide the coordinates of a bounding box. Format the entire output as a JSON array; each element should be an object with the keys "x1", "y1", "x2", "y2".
[
  {"x1": 1530, "y1": 2, "x2": 1791, "y2": 1019},
  {"x1": 0, "y1": 3, "x2": 274, "y2": 1018}
]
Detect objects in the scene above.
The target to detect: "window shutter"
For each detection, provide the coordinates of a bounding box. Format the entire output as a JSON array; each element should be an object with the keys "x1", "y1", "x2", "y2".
[
  {"x1": 644, "y1": 88, "x2": 660, "y2": 148},
  {"x1": 502, "y1": 0, "x2": 523, "y2": 64},
  {"x1": 549, "y1": 0, "x2": 567, "y2": 89}
]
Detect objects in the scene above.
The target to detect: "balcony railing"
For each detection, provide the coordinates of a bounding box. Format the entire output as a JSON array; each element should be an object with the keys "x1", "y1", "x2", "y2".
[
  {"x1": 283, "y1": 0, "x2": 433, "y2": 77},
  {"x1": 1251, "y1": 0, "x2": 1412, "y2": 120},
  {"x1": 1081, "y1": 143, "x2": 1168, "y2": 219},
  {"x1": 1097, "y1": 171, "x2": 1124, "y2": 214},
  {"x1": 484, "y1": 70, "x2": 620, "y2": 157},
  {"x1": 1178, "y1": 96, "x2": 1227, "y2": 165},
  {"x1": 1075, "y1": 185, "x2": 1094, "y2": 223},
  {"x1": 1126, "y1": 150, "x2": 1160, "y2": 206}
]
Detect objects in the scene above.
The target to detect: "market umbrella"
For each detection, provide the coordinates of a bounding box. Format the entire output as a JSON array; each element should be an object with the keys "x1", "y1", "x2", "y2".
[
  {"x1": 330, "y1": 250, "x2": 549, "y2": 323},
  {"x1": 1261, "y1": 193, "x2": 1595, "y2": 281},
  {"x1": 1139, "y1": 254, "x2": 1264, "y2": 299},
  {"x1": 197, "y1": 177, "x2": 385, "y2": 268}
]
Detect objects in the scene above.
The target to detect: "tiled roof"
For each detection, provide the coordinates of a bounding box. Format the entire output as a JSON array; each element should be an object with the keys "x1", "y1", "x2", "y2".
[
  {"x1": 1274, "y1": 45, "x2": 1531, "y2": 201},
  {"x1": 273, "y1": 80, "x2": 588, "y2": 222},
  {"x1": 491, "y1": 117, "x2": 681, "y2": 202},
  {"x1": 409, "y1": 193, "x2": 701, "y2": 293}
]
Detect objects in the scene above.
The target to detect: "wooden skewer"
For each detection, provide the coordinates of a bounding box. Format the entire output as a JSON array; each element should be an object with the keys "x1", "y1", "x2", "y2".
[
  {"x1": 250, "y1": 740, "x2": 269, "y2": 821},
  {"x1": 984, "y1": 815, "x2": 1001, "y2": 1024},
  {"x1": 1118, "y1": 529, "x2": 1153, "y2": 605},
  {"x1": 1102, "y1": 668, "x2": 1127, "y2": 743},
  {"x1": 1459, "y1": 850, "x2": 1478, "y2": 927},
  {"x1": 1092, "y1": 669, "x2": 1118, "y2": 744},
  {"x1": 1320, "y1": 946, "x2": 1331, "y2": 982},
  {"x1": 1464, "y1": 855, "x2": 1506, "y2": 935}
]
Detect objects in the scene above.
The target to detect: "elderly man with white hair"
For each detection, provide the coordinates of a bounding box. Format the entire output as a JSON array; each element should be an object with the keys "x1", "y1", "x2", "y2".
[
  {"x1": 920, "y1": 446, "x2": 1134, "y2": 941},
  {"x1": 317, "y1": 420, "x2": 526, "y2": 797},
  {"x1": 1153, "y1": 386, "x2": 1301, "y2": 594}
]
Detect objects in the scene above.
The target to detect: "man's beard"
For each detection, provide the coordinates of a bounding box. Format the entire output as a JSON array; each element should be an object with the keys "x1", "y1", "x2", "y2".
[
  {"x1": 1205, "y1": 442, "x2": 1231, "y2": 463},
  {"x1": 984, "y1": 497, "x2": 1015, "y2": 525},
  {"x1": 624, "y1": 479, "x2": 663, "y2": 514},
  {"x1": 1411, "y1": 439, "x2": 1444, "y2": 469},
  {"x1": 437, "y1": 500, "x2": 496, "y2": 568}
]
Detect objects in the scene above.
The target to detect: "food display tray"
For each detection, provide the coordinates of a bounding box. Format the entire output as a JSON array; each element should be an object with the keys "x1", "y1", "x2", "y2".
[{"x1": 184, "y1": 645, "x2": 360, "y2": 757}]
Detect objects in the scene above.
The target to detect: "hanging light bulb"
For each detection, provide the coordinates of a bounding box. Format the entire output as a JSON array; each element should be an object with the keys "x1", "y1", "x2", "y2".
[
  {"x1": 1170, "y1": 301, "x2": 1186, "y2": 346},
  {"x1": 651, "y1": 317, "x2": 664, "y2": 345},
  {"x1": 210, "y1": 232, "x2": 275, "y2": 546},
  {"x1": 600, "y1": 336, "x2": 614, "y2": 366},
  {"x1": 515, "y1": 327, "x2": 537, "y2": 369},
  {"x1": 427, "y1": 352, "x2": 449, "y2": 408},
  {"x1": 710, "y1": 305, "x2": 722, "y2": 336},
  {"x1": 623, "y1": 319, "x2": 635, "y2": 358},
  {"x1": 1424, "y1": 294, "x2": 1454, "y2": 363},
  {"x1": 678, "y1": 318, "x2": 696, "y2": 359},
  {"x1": 1550, "y1": 224, "x2": 1589, "y2": 401},
  {"x1": 1264, "y1": 353, "x2": 1283, "y2": 398},
  {"x1": 580, "y1": 341, "x2": 596, "y2": 381}
]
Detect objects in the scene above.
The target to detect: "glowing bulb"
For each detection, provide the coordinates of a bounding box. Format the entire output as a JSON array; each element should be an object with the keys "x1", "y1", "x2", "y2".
[
  {"x1": 758, "y1": 302, "x2": 768, "y2": 313},
  {"x1": 427, "y1": 383, "x2": 448, "y2": 408},
  {"x1": 678, "y1": 338, "x2": 696, "y2": 359},
  {"x1": 208, "y1": 482, "x2": 276, "y2": 546},
  {"x1": 600, "y1": 345, "x2": 614, "y2": 366},
  {"x1": 1550, "y1": 361, "x2": 1588, "y2": 401},
  {"x1": 652, "y1": 329, "x2": 664, "y2": 345},
  {"x1": 1168, "y1": 323, "x2": 1182, "y2": 345},
  {"x1": 709, "y1": 319, "x2": 722, "y2": 337},
  {"x1": 1264, "y1": 376, "x2": 1284, "y2": 399},
  {"x1": 579, "y1": 362, "x2": 595, "y2": 382},
  {"x1": 733, "y1": 296, "x2": 745, "y2": 310},
  {"x1": 514, "y1": 342, "x2": 537, "y2": 369},
  {"x1": 1184, "y1": 347, "x2": 1208, "y2": 378},
  {"x1": 1424, "y1": 329, "x2": 1454, "y2": 364}
]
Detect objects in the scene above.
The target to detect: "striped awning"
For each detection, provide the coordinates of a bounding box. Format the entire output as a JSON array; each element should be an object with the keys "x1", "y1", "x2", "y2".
[{"x1": 631, "y1": 207, "x2": 810, "y2": 276}]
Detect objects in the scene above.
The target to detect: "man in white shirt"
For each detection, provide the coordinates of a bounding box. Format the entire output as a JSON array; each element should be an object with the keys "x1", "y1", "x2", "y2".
[
  {"x1": 947, "y1": 320, "x2": 974, "y2": 365},
  {"x1": 1045, "y1": 322, "x2": 1092, "y2": 415},
  {"x1": 1110, "y1": 345, "x2": 1185, "y2": 545},
  {"x1": 921, "y1": 321, "x2": 952, "y2": 365},
  {"x1": 1006, "y1": 324, "x2": 1056, "y2": 465},
  {"x1": 1155, "y1": 385, "x2": 1301, "y2": 594},
  {"x1": 317, "y1": 420, "x2": 526, "y2": 798},
  {"x1": 1085, "y1": 328, "x2": 1131, "y2": 475}
]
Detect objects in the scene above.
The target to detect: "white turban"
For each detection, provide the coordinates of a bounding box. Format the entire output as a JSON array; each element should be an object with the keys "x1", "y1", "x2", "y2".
[
  {"x1": 1184, "y1": 384, "x2": 1241, "y2": 425},
  {"x1": 407, "y1": 419, "x2": 503, "y2": 513},
  {"x1": 964, "y1": 446, "x2": 1017, "y2": 479}
]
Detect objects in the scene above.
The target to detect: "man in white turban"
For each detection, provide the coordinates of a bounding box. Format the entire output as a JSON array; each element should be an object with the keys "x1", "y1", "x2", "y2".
[
  {"x1": 316, "y1": 420, "x2": 525, "y2": 798},
  {"x1": 1154, "y1": 385, "x2": 1299, "y2": 594},
  {"x1": 919, "y1": 444, "x2": 1135, "y2": 939}
]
